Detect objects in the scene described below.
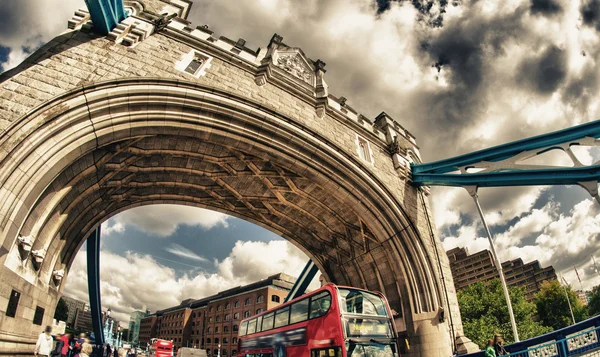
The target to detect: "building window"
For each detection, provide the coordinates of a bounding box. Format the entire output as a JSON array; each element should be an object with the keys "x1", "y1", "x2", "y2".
[
  {"x1": 33, "y1": 306, "x2": 45, "y2": 325},
  {"x1": 216, "y1": 315, "x2": 221, "y2": 322},
  {"x1": 233, "y1": 313, "x2": 239, "y2": 320},
  {"x1": 181, "y1": 52, "x2": 211, "y2": 77},
  {"x1": 209, "y1": 307, "x2": 213, "y2": 313},
  {"x1": 214, "y1": 350, "x2": 218, "y2": 356},
  {"x1": 207, "y1": 338, "x2": 211, "y2": 344},
  {"x1": 207, "y1": 327, "x2": 211, "y2": 334},
  {"x1": 244, "y1": 298, "x2": 251, "y2": 306},
  {"x1": 225, "y1": 303, "x2": 231, "y2": 310},
  {"x1": 223, "y1": 350, "x2": 228, "y2": 357},
  {"x1": 6, "y1": 290, "x2": 20, "y2": 318},
  {"x1": 233, "y1": 325, "x2": 238, "y2": 332},
  {"x1": 234, "y1": 301, "x2": 240, "y2": 308},
  {"x1": 356, "y1": 135, "x2": 373, "y2": 164},
  {"x1": 224, "y1": 325, "x2": 229, "y2": 333},
  {"x1": 256, "y1": 308, "x2": 263, "y2": 314},
  {"x1": 215, "y1": 338, "x2": 219, "y2": 344},
  {"x1": 232, "y1": 350, "x2": 237, "y2": 357},
  {"x1": 217, "y1": 305, "x2": 222, "y2": 311},
  {"x1": 225, "y1": 314, "x2": 230, "y2": 321},
  {"x1": 271, "y1": 295, "x2": 280, "y2": 303},
  {"x1": 243, "y1": 311, "x2": 250, "y2": 318},
  {"x1": 223, "y1": 337, "x2": 228, "y2": 344},
  {"x1": 215, "y1": 327, "x2": 219, "y2": 333},
  {"x1": 256, "y1": 295, "x2": 264, "y2": 303},
  {"x1": 233, "y1": 337, "x2": 238, "y2": 344},
  {"x1": 209, "y1": 317, "x2": 213, "y2": 323}
]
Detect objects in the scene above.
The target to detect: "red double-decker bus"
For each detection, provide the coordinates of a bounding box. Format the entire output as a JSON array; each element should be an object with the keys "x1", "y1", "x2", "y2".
[
  {"x1": 150, "y1": 338, "x2": 174, "y2": 357},
  {"x1": 237, "y1": 283, "x2": 398, "y2": 357}
]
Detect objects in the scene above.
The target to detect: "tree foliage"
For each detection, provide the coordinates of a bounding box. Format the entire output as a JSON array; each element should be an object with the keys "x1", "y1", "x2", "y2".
[
  {"x1": 589, "y1": 285, "x2": 600, "y2": 317},
  {"x1": 457, "y1": 279, "x2": 552, "y2": 349},
  {"x1": 54, "y1": 297, "x2": 69, "y2": 322},
  {"x1": 534, "y1": 280, "x2": 588, "y2": 330}
]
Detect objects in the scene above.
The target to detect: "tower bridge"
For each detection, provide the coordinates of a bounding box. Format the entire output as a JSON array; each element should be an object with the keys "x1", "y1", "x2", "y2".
[{"x1": 0, "y1": 0, "x2": 516, "y2": 356}]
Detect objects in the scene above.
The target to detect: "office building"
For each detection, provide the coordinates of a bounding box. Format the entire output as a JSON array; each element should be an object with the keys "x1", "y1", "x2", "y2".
[
  {"x1": 141, "y1": 273, "x2": 295, "y2": 355},
  {"x1": 446, "y1": 247, "x2": 558, "y2": 300}
]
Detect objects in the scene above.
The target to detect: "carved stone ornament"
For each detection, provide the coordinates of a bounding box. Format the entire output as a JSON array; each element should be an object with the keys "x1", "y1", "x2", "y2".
[
  {"x1": 275, "y1": 53, "x2": 314, "y2": 85},
  {"x1": 31, "y1": 249, "x2": 46, "y2": 270},
  {"x1": 53, "y1": 269, "x2": 65, "y2": 285}
]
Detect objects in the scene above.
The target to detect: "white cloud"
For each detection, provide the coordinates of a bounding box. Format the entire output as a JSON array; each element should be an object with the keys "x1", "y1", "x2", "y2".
[
  {"x1": 101, "y1": 205, "x2": 229, "y2": 237},
  {"x1": 165, "y1": 243, "x2": 208, "y2": 262},
  {"x1": 62, "y1": 240, "x2": 312, "y2": 327}
]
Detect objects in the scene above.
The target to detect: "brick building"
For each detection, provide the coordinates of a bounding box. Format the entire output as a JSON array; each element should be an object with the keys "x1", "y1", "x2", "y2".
[
  {"x1": 141, "y1": 273, "x2": 294, "y2": 355},
  {"x1": 447, "y1": 247, "x2": 557, "y2": 300},
  {"x1": 139, "y1": 314, "x2": 158, "y2": 347}
]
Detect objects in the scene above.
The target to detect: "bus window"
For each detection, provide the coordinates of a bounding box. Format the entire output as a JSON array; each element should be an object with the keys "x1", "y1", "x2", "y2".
[
  {"x1": 256, "y1": 315, "x2": 263, "y2": 332},
  {"x1": 338, "y1": 289, "x2": 387, "y2": 316},
  {"x1": 290, "y1": 298, "x2": 309, "y2": 324},
  {"x1": 240, "y1": 321, "x2": 248, "y2": 336},
  {"x1": 309, "y1": 292, "x2": 331, "y2": 319},
  {"x1": 261, "y1": 312, "x2": 274, "y2": 331},
  {"x1": 247, "y1": 319, "x2": 257, "y2": 334},
  {"x1": 274, "y1": 306, "x2": 290, "y2": 328}
]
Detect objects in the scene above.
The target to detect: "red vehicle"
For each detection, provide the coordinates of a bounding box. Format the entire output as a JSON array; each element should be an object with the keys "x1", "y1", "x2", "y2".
[
  {"x1": 237, "y1": 284, "x2": 398, "y2": 357},
  {"x1": 150, "y1": 338, "x2": 174, "y2": 357}
]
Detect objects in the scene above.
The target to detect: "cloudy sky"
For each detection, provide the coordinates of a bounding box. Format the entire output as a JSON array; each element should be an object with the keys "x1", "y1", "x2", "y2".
[{"x1": 2, "y1": 0, "x2": 600, "y2": 325}]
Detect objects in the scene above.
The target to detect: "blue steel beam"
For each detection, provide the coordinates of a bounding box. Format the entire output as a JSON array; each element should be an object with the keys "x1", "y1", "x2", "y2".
[
  {"x1": 86, "y1": 226, "x2": 104, "y2": 345},
  {"x1": 84, "y1": 0, "x2": 128, "y2": 35},
  {"x1": 412, "y1": 119, "x2": 600, "y2": 188},
  {"x1": 285, "y1": 260, "x2": 319, "y2": 302}
]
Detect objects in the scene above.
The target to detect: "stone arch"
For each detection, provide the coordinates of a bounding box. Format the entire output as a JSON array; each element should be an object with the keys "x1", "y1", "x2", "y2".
[{"x1": 0, "y1": 77, "x2": 459, "y2": 355}]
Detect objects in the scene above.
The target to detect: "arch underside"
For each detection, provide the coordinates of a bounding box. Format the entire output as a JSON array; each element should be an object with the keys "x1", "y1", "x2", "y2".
[{"x1": 0, "y1": 79, "x2": 443, "y2": 325}]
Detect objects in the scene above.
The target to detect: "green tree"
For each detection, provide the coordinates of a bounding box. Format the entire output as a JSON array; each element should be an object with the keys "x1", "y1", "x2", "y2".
[
  {"x1": 534, "y1": 280, "x2": 588, "y2": 330},
  {"x1": 54, "y1": 297, "x2": 69, "y2": 322},
  {"x1": 458, "y1": 279, "x2": 552, "y2": 349},
  {"x1": 588, "y1": 285, "x2": 600, "y2": 317}
]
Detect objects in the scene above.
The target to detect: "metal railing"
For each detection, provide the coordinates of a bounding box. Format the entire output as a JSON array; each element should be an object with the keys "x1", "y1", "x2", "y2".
[{"x1": 462, "y1": 316, "x2": 600, "y2": 357}]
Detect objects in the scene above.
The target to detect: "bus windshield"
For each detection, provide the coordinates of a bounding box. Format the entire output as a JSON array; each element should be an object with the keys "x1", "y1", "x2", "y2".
[
  {"x1": 338, "y1": 288, "x2": 388, "y2": 317},
  {"x1": 345, "y1": 342, "x2": 397, "y2": 357}
]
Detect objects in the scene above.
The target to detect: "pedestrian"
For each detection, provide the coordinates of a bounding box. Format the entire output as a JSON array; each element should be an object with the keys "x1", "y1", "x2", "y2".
[
  {"x1": 494, "y1": 334, "x2": 508, "y2": 356},
  {"x1": 34, "y1": 326, "x2": 54, "y2": 357},
  {"x1": 73, "y1": 333, "x2": 86, "y2": 357},
  {"x1": 80, "y1": 338, "x2": 93, "y2": 357},
  {"x1": 485, "y1": 339, "x2": 496, "y2": 357},
  {"x1": 106, "y1": 344, "x2": 112, "y2": 357},
  {"x1": 60, "y1": 333, "x2": 72, "y2": 357},
  {"x1": 51, "y1": 333, "x2": 64, "y2": 357}
]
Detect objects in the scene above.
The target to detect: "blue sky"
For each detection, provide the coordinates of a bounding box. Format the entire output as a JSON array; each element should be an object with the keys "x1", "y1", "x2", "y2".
[{"x1": 3, "y1": 0, "x2": 600, "y2": 325}]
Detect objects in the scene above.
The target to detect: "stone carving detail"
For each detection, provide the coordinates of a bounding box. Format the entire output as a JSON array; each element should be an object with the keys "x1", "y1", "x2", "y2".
[
  {"x1": 276, "y1": 54, "x2": 314, "y2": 84},
  {"x1": 528, "y1": 341, "x2": 558, "y2": 357},
  {"x1": 567, "y1": 327, "x2": 599, "y2": 351}
]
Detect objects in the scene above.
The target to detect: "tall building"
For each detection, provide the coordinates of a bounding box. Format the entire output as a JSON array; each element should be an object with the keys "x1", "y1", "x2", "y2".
[
  {"x1": 61, "y1": 296, "x2": 87, "y2": 326},
  {"x1": 446, "y1": 247, "x2": 557, "y2": 300},
  {"x1": 129, "y1": 310, "x2": 146, "y2": 345},
  {"x1": 73, "y1": 306, "x2": 93, "y2": 332},
  {"x1": 576, "y1": 290, "x2": 590, "y2": 306},
  {"x1": 141, "y1": 273, "x2": 295, "y2": 355}
]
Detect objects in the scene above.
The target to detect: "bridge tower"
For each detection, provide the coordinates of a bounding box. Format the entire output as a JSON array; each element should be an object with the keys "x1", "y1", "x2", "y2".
[{"x1": 0, "y1": 1, "x2": 477, "y2": 355}]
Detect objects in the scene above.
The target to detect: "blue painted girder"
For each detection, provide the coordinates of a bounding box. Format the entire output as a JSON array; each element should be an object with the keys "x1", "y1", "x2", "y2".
[
  {"x1": 86, "y1": 226, "x2": 104, "y2": 345},
  {"x1": 411, "y1": 119, "x2": 600, "y2": 187},
  {"x1": 285, "y1": 260, "x2": 319, "y2": 302},
  {"x1": 84, "y1": 0, "x2": 128, "y2": 35}
]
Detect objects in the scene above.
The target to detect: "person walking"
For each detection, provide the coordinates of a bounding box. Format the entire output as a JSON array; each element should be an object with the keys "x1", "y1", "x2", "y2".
[
  {"x1": 494, "y1": 334, "x2": 508, "y2": 356},
  {"x1": 51, "y1": 333, "x2": 65, "y2": 357},
  {"x1": 60, "y1": 333, "x2": 71, "y2": 357},
  {"x1": 80, "y1": 338, "x2": 93, "y2": 357},
  {"x1": 35, "y1": 326, "x2": 54, "y2": 357},
  {"x1": 485, "y1": 339, "x2": 496, "y2": 357}
]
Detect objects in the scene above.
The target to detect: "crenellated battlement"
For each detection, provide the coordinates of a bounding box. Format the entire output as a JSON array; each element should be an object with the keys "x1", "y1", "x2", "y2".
[{"x1": 67, "y1": 0, "x2": 421, "y2": 170}]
